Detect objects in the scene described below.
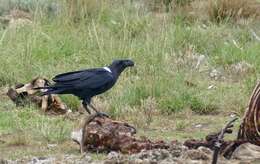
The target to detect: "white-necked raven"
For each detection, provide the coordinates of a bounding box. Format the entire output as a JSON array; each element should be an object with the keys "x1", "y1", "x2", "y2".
[{"x1": 38, "y1": 59, "x2": 134, "y2": 116}]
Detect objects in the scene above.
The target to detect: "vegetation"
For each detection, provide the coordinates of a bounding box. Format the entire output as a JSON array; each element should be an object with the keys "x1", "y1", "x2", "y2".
[{"x1": 0, "y1": 0, "x2": 260, "y2": 160}]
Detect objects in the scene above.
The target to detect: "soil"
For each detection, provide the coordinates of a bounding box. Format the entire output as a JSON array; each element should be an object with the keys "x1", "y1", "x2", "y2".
[{"x1": 0, "y1": 142, "x2": 259, "y2": 164}]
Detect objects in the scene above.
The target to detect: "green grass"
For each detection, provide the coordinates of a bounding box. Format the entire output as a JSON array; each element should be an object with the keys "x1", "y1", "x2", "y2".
[
  {"x1": 0, "y1": 1, "x2": 259, "y2": 115},
  {"x1": 0, "y1": 106, "x2": 73, "y2": 142},
  {"x1": 0, "y1": 101, "x2": 76, "y2": 159},
  {"x1": 0, "y1": 100, "x2": 240, "y2": 159},
  {"x1": 0, "y1": 0, "x2": 260, "y2": 160}
]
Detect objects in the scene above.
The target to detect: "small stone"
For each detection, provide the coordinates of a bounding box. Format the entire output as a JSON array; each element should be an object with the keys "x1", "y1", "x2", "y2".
[
  {"x1": 133, "y1": 159, "x2": 143, "y2": 163},
  {"x1": 195, "y1": 55, "x2": 206, "y2": 69},
  {"x1": 142, "y1": 158, "x2": 151, "y2": 163},
  {"x1": 182, "y1": 149, "x2": 210, "y2": 160},
  {"x1": 208, "y1": 85, "x2": 217, "y2": 90},
  {"x1": 230, "y1": 113, "x2": 237, "y2": 118},
  {"x1": 83, "y1": 155, "x2": 92, "y2": 163},
  {"x1": 232, "y1": 143, "x2": 260, "y2": 160},
  {"x1": 47, "y1": 144, "x2": 57, "y2": 149},
  {"x1": 195, "y1": 124, "x2": 202, "y2": 128},
  {"x1": 107, "y1": 151, "x2": 120, "y2": 160},
  {"x1": 209, "y1": 69, "x2": 223, "y2": 80},
  {"x1": 202, "y1": 24, "x2": 207, "y2": 29},
  {"x1": 198, "y1": 146, "x2": 212, "y2": 155},
  {"x1": 71, "y1": 129, "x2": 83, "y2": 145},
  {"x1": 28, "y1": 157, "x2": 55, "y2": 164}
]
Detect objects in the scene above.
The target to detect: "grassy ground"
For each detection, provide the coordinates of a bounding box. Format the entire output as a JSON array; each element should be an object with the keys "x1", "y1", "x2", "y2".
[
  {"x1": 0, "y1": 92, "x2": 240, "y2": 159},
  {"x1": 0, "y1": 0, "x2": 260, "y2": 160},
  {"x1": 0, "y1": 89, "x2": 243, "y2": 160}
]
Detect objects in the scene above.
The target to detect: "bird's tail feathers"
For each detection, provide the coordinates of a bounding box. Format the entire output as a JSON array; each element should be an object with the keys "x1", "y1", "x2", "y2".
[
  {"x1": 33, "y1": 86, "x2": 51, "y2": 90},
  {"x1": 34, "y1": 84, "x2": 72, "y2": 96},
  {"x1": 33, "y1": 86, "x2": 57, "y2": 96}
]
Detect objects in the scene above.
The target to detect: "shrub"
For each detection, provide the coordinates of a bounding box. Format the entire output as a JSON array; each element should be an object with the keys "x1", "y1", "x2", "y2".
[
  {"x1": 159, "y1": 92, "x2": 190, "y2": 113},
  {"x1": 189, "y1": 96, "x2": 217, "y2": 114},
  {"x1": 160, "y1": 98, "x2": 185, "y2": 113}
]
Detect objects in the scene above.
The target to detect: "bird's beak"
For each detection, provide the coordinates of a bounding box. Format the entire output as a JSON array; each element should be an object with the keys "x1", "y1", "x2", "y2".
[{"x1": 126, "y1": 60, "x2": 134, "y2": 67}]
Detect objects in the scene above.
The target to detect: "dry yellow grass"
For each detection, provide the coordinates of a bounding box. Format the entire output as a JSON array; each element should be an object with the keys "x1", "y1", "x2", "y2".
[
  {"x1": 170, "y1": 0, "x2": 260, "y2": 23},
  {"x1": 208, "y1": 0, "x2": 260, "y2": 22},
  {"x1": 65, "y1": 0, "x2": 102, "y2": 22}
]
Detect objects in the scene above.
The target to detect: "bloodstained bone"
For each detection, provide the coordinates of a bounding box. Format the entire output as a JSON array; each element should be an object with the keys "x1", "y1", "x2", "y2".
[
  {"x1": 6, "y1": 77, "x2": 67, "y2": 115},
  {"x1": 73, "y1": 114, "x2": 169, "y2": 154}
]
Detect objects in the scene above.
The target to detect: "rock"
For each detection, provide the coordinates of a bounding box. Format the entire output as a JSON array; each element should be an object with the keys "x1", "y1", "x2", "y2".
[
  {"x1": 208, "y1": 84, "x2": 217, "y2": 90},
  {"x1": 195, "y1": 55, "x2": 206, "y2": 69},
  {"x1": 62, "y1": 154, "x2": 92, "y2": 164},
  {"x1": 107, "y1": 151, "x2": 120, "y2": 160},
  {"x1": 232, "y1": 143, "x2": 260, "y2": 160},
  {"x1": 209, "y1": 69, "x2": 224, "y2": 80},
  {"x1": 2, "y1": 142, "x2": 260, "y2": 163},
  {"x1": 28, "y1": 157, "x2": 55, "y2": 164},
  {"x1": 229, "y1": 113, "x2": 237, "y2": 118},
  {"x1": 71, "y1": 128, "x2": 82, "y2": 145},
  {"x1": 134, "y1": 158, "x2": 146, "y2": 164},
  {"x1": 47, "y1": 144, "x2": 57, "y2": 149},
  {"x1": 230, "y1": 61, "x2": 254, "y2": 76},
  {"x1": 182, "y1": 149, "x2": 210, "y2": 160},
  {"x1": 168, "y1": 142, "x2": 186, "y2": 158},
  {"x1": 161, "y1": 158, "x2": 180, "y2": 164},
  {"x1": 82, "y1": 155, "x2": 93, "y2": 163},
  {"x1": 195, "y1": 124, "x2": 202, "y2": 128},
  {"x1": 198, "y1": 146, "x2": 212, "y2": 155},
  {"x1": 129, "y1": 149, "x2": 172, "y2": 163}
]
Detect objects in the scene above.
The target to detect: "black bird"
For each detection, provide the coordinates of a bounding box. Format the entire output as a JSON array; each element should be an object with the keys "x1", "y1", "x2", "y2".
[{"x1": 38, "y1": 59, "x2": 134, "y2": 116}]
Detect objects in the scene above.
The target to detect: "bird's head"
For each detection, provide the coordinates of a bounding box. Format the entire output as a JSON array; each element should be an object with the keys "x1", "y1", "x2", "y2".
[{"x1": 109, "y1": 59, "x2": 134, "y2": 75}]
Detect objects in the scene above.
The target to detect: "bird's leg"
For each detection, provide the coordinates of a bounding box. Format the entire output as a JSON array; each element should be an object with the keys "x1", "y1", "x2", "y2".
[
  {"x1": 88, "y1": 103, "x2": 109, "y2": 118},
  {"x1": 82, "y1": 101, "x2": 91, "y2": 115}
]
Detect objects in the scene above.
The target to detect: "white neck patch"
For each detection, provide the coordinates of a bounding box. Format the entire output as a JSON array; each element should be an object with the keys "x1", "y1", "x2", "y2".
[{"x1": 103, "y1": 67, "x2": 112, "y2": 73}]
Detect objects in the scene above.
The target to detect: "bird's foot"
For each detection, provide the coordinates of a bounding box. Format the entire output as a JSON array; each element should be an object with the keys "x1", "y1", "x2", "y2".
[
  {"x1": 126, "y1": 124, "x2": 137, "y2": 134},
  {"x1": 96, "y1": 111, "x2": 110, "y2": 118},
  {"x1": 85, "y1": 108, "x2": 91, "y2": 115}
]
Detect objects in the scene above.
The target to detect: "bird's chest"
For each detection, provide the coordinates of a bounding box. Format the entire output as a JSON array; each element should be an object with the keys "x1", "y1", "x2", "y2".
[
  {"x1": 92, "y1": 79, "x2": 116, "y2": 94},
  {"x1": 100, "y1": 79, "x2": 116, "y2": 91}
]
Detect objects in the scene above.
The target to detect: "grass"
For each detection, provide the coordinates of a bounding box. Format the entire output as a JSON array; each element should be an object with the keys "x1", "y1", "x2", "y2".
[
  {"x1": 0, "y1": 0, "x2": 260, "y2": 161},
  {"x1": 0, "y1": 1, "x2": 259, "y2": 115},
  {"x1": 0, "y1": 98, "x2": 239, "y2": 159},
  {"x1": 0, "y1": 100, "x2": 75, "y2": 159},
  {"x1": 208, "y1": 0, "x2": 260, "y2": 23},
  {"x1": 0, "y1": 106, "x2": 73, "y2": 142}
]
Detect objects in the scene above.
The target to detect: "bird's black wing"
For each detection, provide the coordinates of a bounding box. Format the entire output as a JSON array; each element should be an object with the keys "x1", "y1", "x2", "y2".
[
  {"x1": 52, "y1": 69, "x2": 91, "y2": 82},
  {"x1": 39, "y1": 68, "x2": 114, "y2": 96},
  {"x1": 76, "y1": 70, "x2": 114, "y2": 89},
  {"x1": 53, "y1": 68, "x2": 114, "y2": 89}
]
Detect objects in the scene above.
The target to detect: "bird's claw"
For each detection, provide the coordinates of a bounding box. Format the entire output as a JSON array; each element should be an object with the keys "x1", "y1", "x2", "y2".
[
  {"x1": 96, "y1": 111, "x2": 110, "y2": 118},
  {"x1": 127, "y1": 124, "x2": 137, "y2": 134},
  {"x1": 85, "y1": 108, "x2": 91, "y2": 115}
]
